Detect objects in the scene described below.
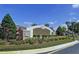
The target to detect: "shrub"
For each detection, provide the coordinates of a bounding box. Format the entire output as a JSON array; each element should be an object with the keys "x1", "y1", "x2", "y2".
[
  {"x1": 28, "y1": 39, "x2": 34, "y2": 44},
  {"x1": 0, "y1": 36, "x2": 75, "y2": 51},
  {"x1": 9, "y1": 40, "x2": 25, "y2": 45},
  {"x1": 25, "y1": 38, "x2": 37, "y2": 44},
  {"x1": 0, "y1": 40, "x2": 7, "y2": 45},
  {"x1": 38, "y1": 39, "x2": 43, "y2": 44},
  {"x1": 0, "y1": 38, "x2": 74, "y2": 51}
]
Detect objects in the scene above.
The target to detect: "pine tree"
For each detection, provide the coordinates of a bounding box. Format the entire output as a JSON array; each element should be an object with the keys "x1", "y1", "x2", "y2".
[{"x1": 1, "y1": 14, "x2": 16, "y2": 41}]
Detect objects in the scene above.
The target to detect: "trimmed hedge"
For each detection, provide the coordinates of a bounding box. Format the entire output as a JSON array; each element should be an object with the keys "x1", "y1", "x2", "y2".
[
  {"x1": 0, "y1": 36, "x2": 74, "y2": 51},
  {"x1": 0, "y1": 41, "x2": 7, "y2": 45},
  {"x1": 0, "y1": 38, "x2": 74, "y2": 51}
]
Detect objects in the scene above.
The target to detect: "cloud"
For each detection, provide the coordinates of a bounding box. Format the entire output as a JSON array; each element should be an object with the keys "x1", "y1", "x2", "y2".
[
  {"x1": 61, "y1": 24, "x2": 68, "y2": 31},
  {"x1": 72, "y1": 4, "x2": 79, "y2": 8},
  {"x1": 72, "y1": 17, "x2": 77, "y2": 20},
  {"x1": 61, "y1": 24, "x2": 67, "y2": 28},
  {"x1": 54, "y1": 26, "x2": 58, "y2": 31},
  {"x1": 24, "y1": 21, "x2": 33, "y2": 25},
  {"x1": 48, "y1": 21, "x2": 57, "y2": 25},
  {"x1": 48, "y1": 22, "x2": 54, "y2": 24},
  {"x1": 77, "y1": 20, "x2": 79, "y2": 22},
  {"x1": 69, "y1": 12, "x2": 75, "y2": 16}
]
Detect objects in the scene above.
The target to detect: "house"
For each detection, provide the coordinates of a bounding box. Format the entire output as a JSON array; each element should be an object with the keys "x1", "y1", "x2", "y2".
[
  {"x1": 23, "y1": 25, "x2": 55, "y2": 40},
  {"x1": 16, "y1": 25, "x2": 26, "y2": 40}
]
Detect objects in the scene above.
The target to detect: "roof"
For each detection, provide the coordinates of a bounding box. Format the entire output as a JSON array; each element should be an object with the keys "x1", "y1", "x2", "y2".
[{"x1": 27, "y1": 25, "x2": 54, "y2": 32}]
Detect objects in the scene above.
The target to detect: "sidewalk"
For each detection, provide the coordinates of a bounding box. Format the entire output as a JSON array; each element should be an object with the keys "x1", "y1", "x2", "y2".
[{"x1": 0, "y1": 40, "x2": 79, "y2": 54}]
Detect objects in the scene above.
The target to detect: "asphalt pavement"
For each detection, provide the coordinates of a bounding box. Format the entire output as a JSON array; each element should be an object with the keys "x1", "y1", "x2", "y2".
[{"x1": 53, "y1": 43, "x2": 79, "y2": 54}]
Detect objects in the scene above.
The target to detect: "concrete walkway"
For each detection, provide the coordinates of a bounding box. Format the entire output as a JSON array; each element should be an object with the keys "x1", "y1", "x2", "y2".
[{"x1": 0, "y1": 40, "x2": 79, "y2": 54}]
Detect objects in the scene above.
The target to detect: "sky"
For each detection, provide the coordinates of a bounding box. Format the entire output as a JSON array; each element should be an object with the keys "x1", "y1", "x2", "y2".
[{"x1": 0, "y1": 4, "x2": 79, "y2": 29}]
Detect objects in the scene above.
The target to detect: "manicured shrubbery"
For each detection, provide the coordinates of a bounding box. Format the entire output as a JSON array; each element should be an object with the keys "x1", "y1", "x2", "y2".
[
  {"x1": 0, "y1": 38, "x2": 74, "y2": 51},
  {"x1": 0, "y1": 36, "x2": 74, "y2": 51},
  {"x1": 9, "y1": 40, "x2": 25, "y2": 45},
  {"x1": 0, "y1": 41, "x2": 7, "y2": 45}
]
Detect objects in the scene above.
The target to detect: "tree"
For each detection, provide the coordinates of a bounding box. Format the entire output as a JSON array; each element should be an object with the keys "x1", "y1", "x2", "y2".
[
  {"x1": 56, "y1": 26, "x2": 66, "y2": 36},
  {"x1": 66, "y1": 21, "x2": 78, "y2": 33},
  {"x1": 62, "y1": 26, "x2": 66, "y2": 32},
  {"x1": 0, "y1": 27, "x2": 3, "y2": 39},
  {"x1": 31, "y1": 24, "x2": 37, "y2": 26},
  {"x1": 74, "y1": 22, "x2": 79, "y2": 33},
  {"x1": 1, "y1": 14, "x2": 16, "y2": 41},
  {"x1": 44, "y1": 24, "x2": 49, "y2": 27},
  {"x1": 66, "y1": 21, "x2": 71, "y2": 30},
  {"x1": 65, "y1": 21, "x2": 78, "y2": 40}
]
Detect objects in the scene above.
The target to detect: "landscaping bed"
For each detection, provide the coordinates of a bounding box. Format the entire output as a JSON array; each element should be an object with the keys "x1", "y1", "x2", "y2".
[{"x1": 0, "y1": 36, "x2": 74, "y2": 51}]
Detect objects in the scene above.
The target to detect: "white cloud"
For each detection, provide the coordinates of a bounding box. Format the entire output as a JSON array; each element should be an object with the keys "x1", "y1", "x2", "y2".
[
  {"x1": 48, "y1": 22, "x2": 54, "y2": 24},
  {"x1": 68, "y1": 17, "x2": 77, "y2": 22},
  {"x1": 61, "y1": 24, "x2": 68, "y2": 28},
  {"x1": 54, "y1": 26, "x2": 58, "y2": 31},
  {"x1": 77, "y1": 20, "x2": 79, "y2": 22},
  {"x1": 72, "y1": 17, "x2": 77, "y2": 20},
  {"x1": 72, "y1": 4, "x2": 79, "y2": 8},
  {"x1": 48, "y1": 21, "x2": 57, "y2": 25},
  {"x1": 61, "y1": 24, "x2": 67, "y2": 27},
  {"x1": 24, "y1": 21, "x2": 33, "y2": 25},
  {"x1": 23, "y1": 21, "x2": 33, "y2": 27},
  {"x1": 69, "y1": 12, "x2": 75, "y2": 16}
]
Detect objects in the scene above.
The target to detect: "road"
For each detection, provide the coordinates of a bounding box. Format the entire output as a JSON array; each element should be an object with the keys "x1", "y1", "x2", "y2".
[{"x1": 52, "y1": 43, "x2": 79, "y2": 54}]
